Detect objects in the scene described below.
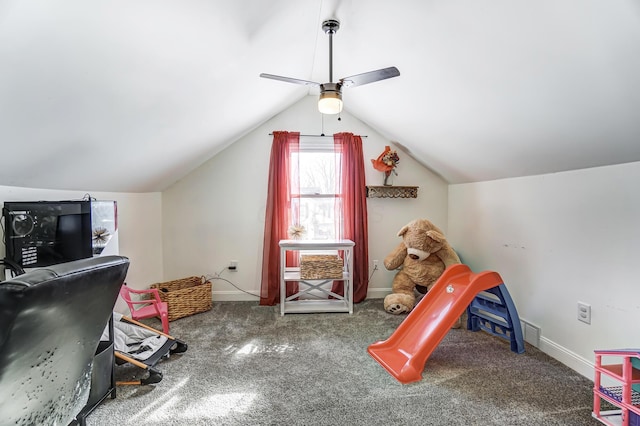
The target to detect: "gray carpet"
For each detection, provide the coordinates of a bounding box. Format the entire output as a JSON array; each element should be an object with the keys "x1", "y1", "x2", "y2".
[{"x1": 87, "y1": 300, "x2": 600, "y2": 425}]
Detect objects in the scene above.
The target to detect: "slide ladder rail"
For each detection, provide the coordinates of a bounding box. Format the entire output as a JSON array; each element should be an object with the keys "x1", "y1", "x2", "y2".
[{"x1": 466, "y1": 284, "x2": 525, "y2": 354}]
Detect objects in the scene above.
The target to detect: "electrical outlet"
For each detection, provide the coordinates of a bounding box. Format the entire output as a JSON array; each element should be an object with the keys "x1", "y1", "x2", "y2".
[
  {"x1": 373, "y1": 260, "x2": 379, "y2": 268},
  {"x1": 229, "y1": 260, "x2": 238, "y2": 272},
  {"x1": 577, "y1": 302, "x2": 591, "y2": 324}
]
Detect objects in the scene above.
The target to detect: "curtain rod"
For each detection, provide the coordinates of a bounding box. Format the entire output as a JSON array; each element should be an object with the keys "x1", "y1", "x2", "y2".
[{"x1": 268, "y1": 133, "x2": 368, "y2": 137}]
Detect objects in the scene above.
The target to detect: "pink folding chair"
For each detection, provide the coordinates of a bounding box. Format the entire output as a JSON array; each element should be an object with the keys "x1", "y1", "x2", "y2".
[{"x1": 119, "y1": 284, "x2": 170, "y2": 334}]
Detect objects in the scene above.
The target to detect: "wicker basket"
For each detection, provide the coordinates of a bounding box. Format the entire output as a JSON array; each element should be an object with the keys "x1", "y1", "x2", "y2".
[
  {"x1": 300, "y1": 255, "x2": 343, "y2": 279},
  {"x1": 150, "y1": 276, "x2": 212, "y2": 321}
]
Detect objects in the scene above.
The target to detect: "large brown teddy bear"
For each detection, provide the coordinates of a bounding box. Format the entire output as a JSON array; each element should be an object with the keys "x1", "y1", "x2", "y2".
[{"x1": 383, "y1": 218, "x2": 461, "y2": 315}]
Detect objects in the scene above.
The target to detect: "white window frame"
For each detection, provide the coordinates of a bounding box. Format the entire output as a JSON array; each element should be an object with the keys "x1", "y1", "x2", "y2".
[{"x1": 292, "y1": 138, "x2": 342, "y2": 244}]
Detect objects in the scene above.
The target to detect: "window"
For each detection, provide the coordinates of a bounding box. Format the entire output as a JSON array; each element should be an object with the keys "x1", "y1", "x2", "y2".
[{"x1": 290, "y1": 139, "x2": 342, "y2": 241}]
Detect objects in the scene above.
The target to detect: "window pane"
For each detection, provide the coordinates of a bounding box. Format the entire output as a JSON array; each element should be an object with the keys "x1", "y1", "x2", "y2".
[
  {"x1": 299, "y1": 197, "x2": 337, "y2": 240},
  {"x1": 298, "y1": 152, "x2": 338, "y2": 195}
]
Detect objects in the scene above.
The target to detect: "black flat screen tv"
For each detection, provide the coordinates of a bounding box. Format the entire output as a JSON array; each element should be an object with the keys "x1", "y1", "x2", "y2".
[{"x1": 3, "y1": 200, "x2": 93, "y2": 268}]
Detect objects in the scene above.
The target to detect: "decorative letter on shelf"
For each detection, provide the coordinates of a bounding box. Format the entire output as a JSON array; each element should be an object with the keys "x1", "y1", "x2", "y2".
[{"x1": 366, "y1": 186, "x2": 418, "y2": 199}]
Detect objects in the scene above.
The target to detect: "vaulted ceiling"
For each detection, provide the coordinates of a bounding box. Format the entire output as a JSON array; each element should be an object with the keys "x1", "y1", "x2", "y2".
[{"x1": 1, "y1": 0, "x2": 639, "y2": 192}]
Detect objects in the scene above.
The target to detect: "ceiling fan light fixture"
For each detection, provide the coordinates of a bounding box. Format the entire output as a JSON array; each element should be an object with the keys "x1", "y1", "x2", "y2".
[
  {"x1": 261, "y1": 19, "x2": 399, "y2": 115},
  {"x1": 318, "y1": 87, "x2": 343, "y2": 115}
]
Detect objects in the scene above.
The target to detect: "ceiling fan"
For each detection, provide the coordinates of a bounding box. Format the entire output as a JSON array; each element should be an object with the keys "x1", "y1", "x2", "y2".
[{"x1": 260, "y1": 19, "x2": 400, "y2": 115}]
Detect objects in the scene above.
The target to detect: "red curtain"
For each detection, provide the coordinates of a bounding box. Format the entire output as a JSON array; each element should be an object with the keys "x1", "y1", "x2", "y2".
[
  {"x1": 260, "y1": 131, "x2": 369, "y2": 305},
  {"x1": 260, "y1": 131, "x2": 300, "y2": 305},
  {"x1": 332, "y1": 132, "x2": 370, "y2": 303}
]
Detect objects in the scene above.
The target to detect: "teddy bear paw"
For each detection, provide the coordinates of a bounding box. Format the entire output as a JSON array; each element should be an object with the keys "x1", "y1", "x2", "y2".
[{"x1": 386, "y1": 303, "x2": 410, "y2": 315}]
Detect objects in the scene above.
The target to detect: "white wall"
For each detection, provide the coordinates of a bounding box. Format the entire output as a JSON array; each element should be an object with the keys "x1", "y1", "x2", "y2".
[
  {"x1": 448, "y1": 161, "x2": 640, "y2": 378},
  {"x1": 162, "y1": 95, "x2": 449, "y2": 300},
  {"x1": 0, "y1": 185, "x2": 163, "y2": 312}
]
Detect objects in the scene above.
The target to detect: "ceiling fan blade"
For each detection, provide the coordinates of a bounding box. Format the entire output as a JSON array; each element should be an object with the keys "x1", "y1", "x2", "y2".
[
  {"x1": 259, "y1": 73, "x2": 320, "y2": 87},
  {"x1": 339, "y1": 66, "x2": 400, "y2": 88}
]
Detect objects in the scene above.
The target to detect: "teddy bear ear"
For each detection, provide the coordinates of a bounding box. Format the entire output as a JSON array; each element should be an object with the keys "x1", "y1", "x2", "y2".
[
  {"x1": 397, "y1": 225, "x2": 409, "y2": 237},
  {"x1": 426, "y1": 230, "x2": 445, "y2": 243},
  {"x1": 397, "y1": 220, "x2": 417, "y2": 236}
]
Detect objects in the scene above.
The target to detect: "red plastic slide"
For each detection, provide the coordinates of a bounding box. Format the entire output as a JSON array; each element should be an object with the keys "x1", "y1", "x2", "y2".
[{"x1": 368, "y1": 264, "x2": 505, "y2": 384}]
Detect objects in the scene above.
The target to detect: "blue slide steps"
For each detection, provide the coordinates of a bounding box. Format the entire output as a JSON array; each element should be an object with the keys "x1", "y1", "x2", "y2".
[{"x1": 466, "y1": 284, "x2": 525, "y2": 354}]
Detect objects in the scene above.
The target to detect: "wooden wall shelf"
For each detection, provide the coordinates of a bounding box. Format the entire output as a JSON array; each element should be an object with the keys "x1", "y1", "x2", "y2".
[{"x1": 366, "y1": 186, "x2": 418, "y2": 198}]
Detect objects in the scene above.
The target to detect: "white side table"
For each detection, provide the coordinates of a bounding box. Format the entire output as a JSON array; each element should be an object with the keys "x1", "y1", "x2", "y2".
[{"x1": 279, "y1": 239, "x2": 355, "y2": 316}]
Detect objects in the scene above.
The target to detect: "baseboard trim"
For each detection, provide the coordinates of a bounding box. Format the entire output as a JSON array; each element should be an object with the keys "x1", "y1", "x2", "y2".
[
  {"x1": 539, "y1": 336, "x2": 594, "y2": 380},
  {"x1": 213, "y1": 288, "x2": 390, "y2": 302},
  {"x1": 366, "y1": 288, "x2": 389, "y2": 299},
  {"x1": 213, "y1": 290, "x2": 260, "y2": 302}
]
